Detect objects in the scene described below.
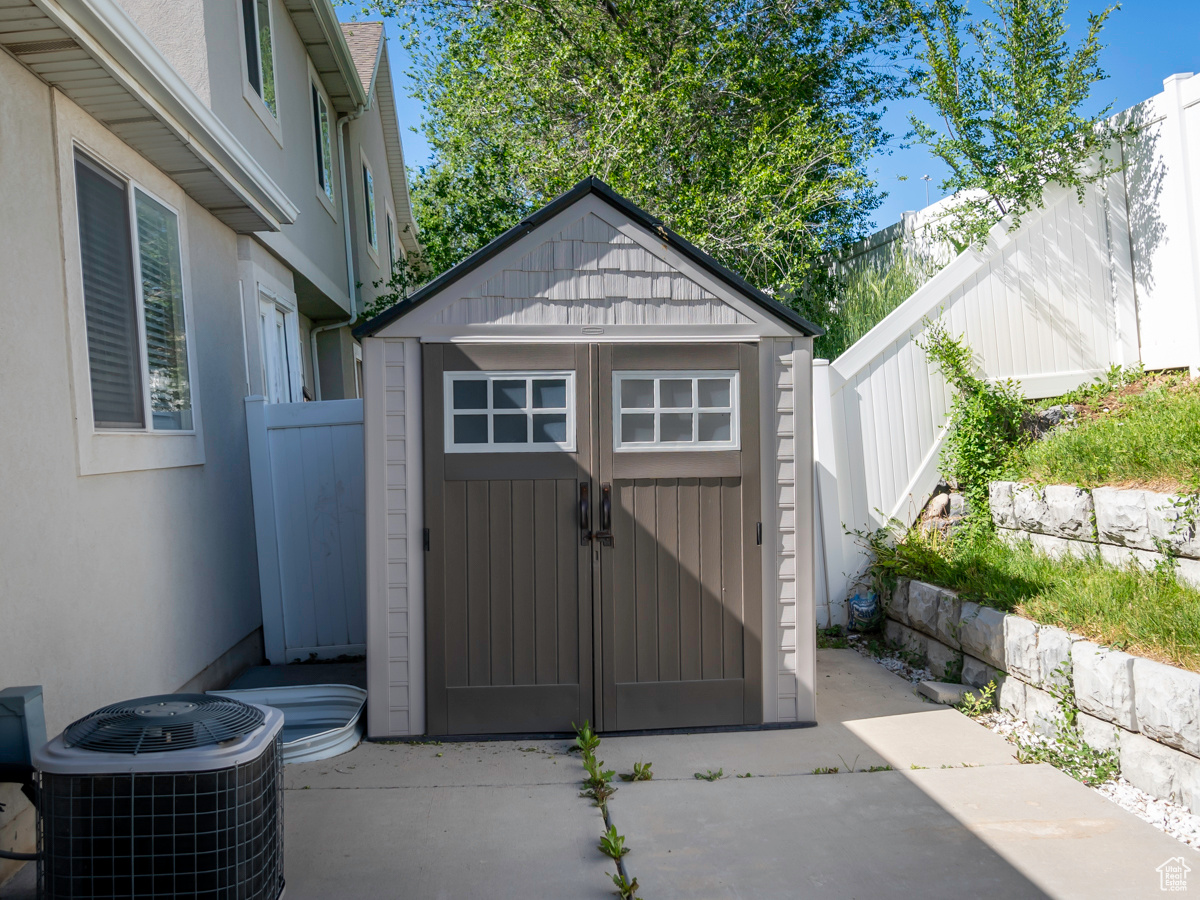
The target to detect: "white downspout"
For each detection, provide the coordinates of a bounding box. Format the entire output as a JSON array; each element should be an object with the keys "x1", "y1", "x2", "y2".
[{"x1": 311, "y1": 107, "x2": 365, "y2": 400}]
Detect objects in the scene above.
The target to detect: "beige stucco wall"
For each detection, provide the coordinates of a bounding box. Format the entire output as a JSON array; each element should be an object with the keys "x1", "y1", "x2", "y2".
[
  {"x1": 348, "y1": 98, "x2": 399, "y2": 312},
  {"x1": 118, "y1": 0, "x2": 350, "y2": 313},
  {"x1": 0, "y1": 56, "x2": 262, "y2": 746}
]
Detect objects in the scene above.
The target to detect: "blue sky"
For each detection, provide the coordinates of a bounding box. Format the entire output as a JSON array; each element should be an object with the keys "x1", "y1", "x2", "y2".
[{"x1": 344, "y1": 1, "x2": 1200, "y2": 232}]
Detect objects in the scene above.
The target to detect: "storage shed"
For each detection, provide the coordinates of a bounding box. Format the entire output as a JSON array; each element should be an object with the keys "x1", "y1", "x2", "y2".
[{"x1": 355, "y1": 178, "x2": 818, "y2": 737}]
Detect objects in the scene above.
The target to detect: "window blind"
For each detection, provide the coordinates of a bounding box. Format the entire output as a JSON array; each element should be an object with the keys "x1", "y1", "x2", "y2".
[{"x1": 75, "y1": 157, "x2": 144, "y2": 429}]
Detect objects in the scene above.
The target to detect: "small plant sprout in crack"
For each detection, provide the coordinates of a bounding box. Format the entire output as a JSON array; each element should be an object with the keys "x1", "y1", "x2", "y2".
[
  {"x1": 619, "y1": 761, "x2": 653, "y2": 782},
  {"x1": 582, "y1": 753, "x2": 617, "y2": 805},
  {"x1": 693, "y1": 768, "x2": 724, "y2": 781},
  {"x1": 736, "y1": 772, "x2": 754, "y2": 778},
  {"x1": 955, "y1": 680, "x2": 997, "y2": 718},
  {"x1": 610, "y1": 871, "x2": 641, "y2": 900},
  {"x1": 811, "y1": 766, "x2": 839, "y2": 775},
  {"x1": 572, "y1": 720, "x2": 601, "y2": 755},
  {"x1": 599, "y1": 824, "x2": 629, "y2": 860},
  {"x1": 862, "y1": 765, "x2": 893, "y2": 772}
]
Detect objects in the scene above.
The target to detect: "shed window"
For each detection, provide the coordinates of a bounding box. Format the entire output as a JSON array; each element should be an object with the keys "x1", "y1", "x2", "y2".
[
  {"x1": 75, "y1": 153, "x2": 193, "y2": 432},
  {"x1": 444, "y1": 372, "x2": 575, "y2": 452},
  {"x1": 241, "y1": 0, "x2": 276, "y2": 116},
  {"x1": 613, "y1": 371, "x2": 737, "y2": 451}
]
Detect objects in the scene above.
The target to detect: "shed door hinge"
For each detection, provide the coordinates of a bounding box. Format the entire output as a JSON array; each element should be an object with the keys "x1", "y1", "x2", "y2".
[
  {"x1": 756, "y1": 522, "x2": 762, "y2": 546},
  {"x1": 423, "y1": 528, "x2": 430, "y2": 552}
]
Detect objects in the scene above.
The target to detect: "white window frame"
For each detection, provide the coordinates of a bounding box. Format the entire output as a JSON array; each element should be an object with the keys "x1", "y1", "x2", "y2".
[
  {"x1": 612, "y1": 370, "x2": 740, "y2": 452},
  {"x1": 361, "y1": 150, "x2": 379, "y2": 261},
  {"x1": 257, "y1": 284, "x2": 303, "y2": 404},
  {"x1": 353, "y1": 342, "x2": 363, "y2": 399},
  {"x1": 55, "y1": 98, "x2": 204, "y2": 475},
  {"x1": 386, "y1": 206, "x2": 397, "y2": 269},
  {"x1": 444, "y1": 371, "x2": 576, "y2": 453},
  {"x1": 238, "y1": 0, "x2": 282, "y2": 145},
  {"x1": 310, "y1": 68, "x2": 336, "y2": 217}
]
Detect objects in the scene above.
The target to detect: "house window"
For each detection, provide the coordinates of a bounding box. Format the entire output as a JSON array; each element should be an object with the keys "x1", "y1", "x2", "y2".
[
  {"x1": 612, "y1": 371, "x2": 738, "y2": 451},
  {"x1": 74, "y1": 153, "x2": 192, "y2": 431},
  {"x1": 257, "y1": 287, "x2": 300, "y2": 404},
  {"x1": 444, "y1": 372, "x2": 575, "y2": 452},
  {"x1": 386, "y1": 210, "x2": 397, "y2": 267},
  {"x1": 362, "y1": 161, "x2": 377, "y2": 250},
  {"x1": 241, "y1": 0, "x2": 276, "y2": 116},
  {"x1": 312, "y1": 84, "x2": 333, "y2": 201}
]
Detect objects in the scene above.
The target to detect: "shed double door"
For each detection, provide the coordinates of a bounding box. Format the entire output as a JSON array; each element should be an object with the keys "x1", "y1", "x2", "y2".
[{"x1": 424, "y1": 343, "x2": 761, "y2": 735}]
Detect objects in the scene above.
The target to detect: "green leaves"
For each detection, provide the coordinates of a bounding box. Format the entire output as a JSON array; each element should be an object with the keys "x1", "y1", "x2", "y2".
[
  {"x1": 599, "y1": 824, "x2": 629, "y2": 860},
  {"x1": 359, "y1": 0, "x2": 913, "y2": 307},
  {"x1": 619, "y1": 761, "x2": 653, "y2": 782},
  {"x1": 898, "y1": 0, "x2": 1124, "y2": 247}
]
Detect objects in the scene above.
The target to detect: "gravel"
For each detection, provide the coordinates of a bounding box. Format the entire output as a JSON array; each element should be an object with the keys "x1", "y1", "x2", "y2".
[{"x1": 855, "y1": 636, "x2": 1200, "y2": 850}]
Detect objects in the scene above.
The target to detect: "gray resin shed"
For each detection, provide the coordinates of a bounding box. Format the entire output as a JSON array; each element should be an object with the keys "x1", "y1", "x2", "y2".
[{"x1": 355, "y1": 177, "x2": 819, "y2": 737}]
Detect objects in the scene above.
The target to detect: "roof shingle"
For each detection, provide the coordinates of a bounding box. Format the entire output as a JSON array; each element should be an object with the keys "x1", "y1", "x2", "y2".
[{"x1": 338, "y1": 21, "x2": 383, "y2": 93}]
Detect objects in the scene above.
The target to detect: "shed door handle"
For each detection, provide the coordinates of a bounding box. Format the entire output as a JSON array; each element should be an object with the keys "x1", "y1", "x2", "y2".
[
  {"x1": 579, "y1": 483, "x2": 591, "y2": 545},
  {"x1": 600, "y1": 484, "x2": 612, "y2": 532}
]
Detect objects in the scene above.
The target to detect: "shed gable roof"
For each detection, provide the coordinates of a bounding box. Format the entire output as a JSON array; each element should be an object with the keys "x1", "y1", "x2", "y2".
[{"x1": 355, "y1": 177, "x2": 821, "y2": 338}]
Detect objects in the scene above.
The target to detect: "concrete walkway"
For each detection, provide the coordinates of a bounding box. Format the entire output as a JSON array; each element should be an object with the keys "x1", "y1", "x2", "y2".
[{"x1": 2, "y1": 649, "x2": 1196, "y2": 898}]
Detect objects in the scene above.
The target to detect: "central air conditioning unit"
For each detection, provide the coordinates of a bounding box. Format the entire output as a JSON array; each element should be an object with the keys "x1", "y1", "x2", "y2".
[{"x1": 34, "y1": 693, "x2": 285, "y2": 900}]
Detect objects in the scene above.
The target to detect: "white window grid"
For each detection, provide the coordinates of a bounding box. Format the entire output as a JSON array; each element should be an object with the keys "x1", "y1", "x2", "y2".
[
  {"x1": 612, "y1": 370, "x2": 739, "y2": 451},
  {"x1": 444, "y1": 371, "x2": 576, "y2": 453}
]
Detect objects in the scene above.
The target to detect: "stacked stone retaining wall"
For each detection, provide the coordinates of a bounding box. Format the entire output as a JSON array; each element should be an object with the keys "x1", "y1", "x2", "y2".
[
  {"x1": 885, "y1": 577, "x2": 1200, "y2": 813},
  {"x1": 988, "y1": 481, "x2": 1200, "y2": 588}
]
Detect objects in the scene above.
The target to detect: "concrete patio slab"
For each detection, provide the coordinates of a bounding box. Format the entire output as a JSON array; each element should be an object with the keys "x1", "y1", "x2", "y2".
[
  {"x1": 610, "y1": 763, "x2": 1193, "y2": 899},
  {"x1": 283, "y1": 781, "x2": 613, "y2": 900}
]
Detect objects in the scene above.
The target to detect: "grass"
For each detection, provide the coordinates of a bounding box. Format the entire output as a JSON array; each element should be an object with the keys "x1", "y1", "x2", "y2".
[
  {"x1": 1009, "y1": 369, "x2": 1200, "y2": 493},
  {"x1": 869, "y1": 526, "x2": 1200, "y2": 671},
  {"x1": 813, "y1": 254, "x2": 936, "y2": 360}
]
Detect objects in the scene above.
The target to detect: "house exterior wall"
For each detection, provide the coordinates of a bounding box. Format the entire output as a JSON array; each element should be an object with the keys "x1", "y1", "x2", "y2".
[
  {"x1": 348, "y1": 97, "x2": 400, "y2": 313},
  {"x1": 118, "y1": 0, "x2": 351, "y2": 315},
  {"x1": 0, "y1": 61, "x2": 262, "y2": 741}
]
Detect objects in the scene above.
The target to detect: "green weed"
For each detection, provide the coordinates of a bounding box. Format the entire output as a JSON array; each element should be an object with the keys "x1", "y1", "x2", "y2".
[
  {"x1": 694, "y1": 768, "x2": 724, "y2": 782},
  {"x1": 610, "y1": 871, "x2": 641, "y2": 899},
  {"x1": 955, "y1": 680, "x2": 997, "y2": 718},
  {"x1": 619, "y1": 761, "x2": 653, "y2": 782},
  {"x1": 598, "y1": 825, "x2": 629, "y2": 860},
  {"x1": 812, "y1": 766, "x2": 839, "y2": 775}
]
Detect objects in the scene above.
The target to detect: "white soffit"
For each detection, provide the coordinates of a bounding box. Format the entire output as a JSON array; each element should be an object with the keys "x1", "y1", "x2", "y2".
[{"x1": 3, "y1": 0, "x2": 298, "y2": 233}]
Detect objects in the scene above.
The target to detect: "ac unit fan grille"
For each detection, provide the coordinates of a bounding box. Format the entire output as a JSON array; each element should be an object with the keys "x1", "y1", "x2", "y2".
[
  {"x1": 64, "y1": 694, "x2": 265, "y2": 754},
  {"x1": 39, "y1": 732, "x2": 283, "y2": 900}
]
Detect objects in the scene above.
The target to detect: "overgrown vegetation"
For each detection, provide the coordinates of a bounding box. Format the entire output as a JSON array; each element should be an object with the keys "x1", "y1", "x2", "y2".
[
  {"x1": 815, "y1": 253, "x2": 936, "y2": 359},
  {"x1": 897, "y1": 0, "x2": 1124, "y2": 247},
  {"x1": 866, "y1": 525, "x2": 1200, "y2": 671},
  {"x1": 1010, "y1": 370, "x2": 1200, "y2": 493},
  {"x1": 919, "y1": 321, "x2": 1027, "y2": 515}
]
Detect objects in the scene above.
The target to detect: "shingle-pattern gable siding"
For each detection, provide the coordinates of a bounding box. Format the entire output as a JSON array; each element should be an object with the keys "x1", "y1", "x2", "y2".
[{"x1": 434, "y1": 213, "x2": 754, "y2": 326}]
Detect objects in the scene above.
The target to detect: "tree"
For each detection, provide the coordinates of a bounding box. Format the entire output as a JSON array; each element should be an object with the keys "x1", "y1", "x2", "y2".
[
  {"x1": 354, "y1": 0, "x2": 913, "y2": 320},
  {"x1": 898, "y1": 0, "x2": 1123, "y2": 246}
]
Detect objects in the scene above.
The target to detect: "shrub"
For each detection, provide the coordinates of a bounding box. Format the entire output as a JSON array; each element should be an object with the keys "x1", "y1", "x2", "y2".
[{"x1": 919, "y1": 321, "x2": 1027, "y2": 516}]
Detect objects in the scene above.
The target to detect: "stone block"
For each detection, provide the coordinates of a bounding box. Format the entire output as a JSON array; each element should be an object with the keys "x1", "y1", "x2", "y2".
[
  {"x1": 935, "y1": 591, "x2": 961, "y2": 649},
  {"x1": 1043, "y1": 484, "x2": 1097, "y2": 541},
  {"x1": 995, "y1": 528, "x2": 1028, "y2": 549},
  {"x1": 925, "y1": 639, "x2": 960, "y2": 682},
  {"x1": 1072, "y1": 641, "x2": 1137, "y2": 730},
  {"x1": 958, "y1": 602, "x2": 1006, "y2": 670},
  {"x1": 1013, "y1": 484, "x2": 1049, "y2": 534},
  {"x1": 948, "y1": 493, "x2": 967, "y2": 518},
  {"x1": 905, "y1": 580, "x2": 942, "y2": 638},
  {"x1": 1024, "y1": 684, "x2": 1061, "y2": 737},
  {"x1": 1003, "y1": 615, "x2": 1041, "y2": 683},
  {"x1": 1098, "y1": 542, "x2": 1162, "y2": 572},
  {"x1": 1120, "y1": 730, "x2": 1186, "y2": 807},
  {"x1": 1178, "y1": 558, "x2": 1200, "y2": 591},
  {"x1": 1036, "y1": 625, "x2": 1076, "y2": 690},
  {"x1": 998, "y1": 677, "x2": 1025, "y2": 719},
  {"x1": 989, "y1": 481, "x2": 1017, "y2": 529},
  {"x1": 886, "y1": 579, "x2": 910, "y2": 626},
  {"x1": 1028, "y1": 532, "x2": 1071, "y2": 560},
  {"x1": 918, "y1": 681, "x2": 980, "y2": 705},
  {"x1": 1078, "y1": 711, "x2": 1121, "y2": 754},
  {"x1": 1093, "y1": 487, "x2": 1153, "y2": 551},
  {"x1": 962, "y1": 654, "x2": 1005, "y2": 690},
  {"x1": 885, "y1": 620, "x2": 927, "y2": 659},
  {"x1": 1133, "y1": 658, "x2": 1200, "y2": 758},
  {"x1": 1146, "y1": 491, "x2": 1200, "y2": 560}
]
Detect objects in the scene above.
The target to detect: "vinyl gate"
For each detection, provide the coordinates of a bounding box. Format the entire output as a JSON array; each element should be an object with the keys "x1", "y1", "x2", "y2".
[{"x1": 246, "y1": 396, "x2": 366, "y2": 664}]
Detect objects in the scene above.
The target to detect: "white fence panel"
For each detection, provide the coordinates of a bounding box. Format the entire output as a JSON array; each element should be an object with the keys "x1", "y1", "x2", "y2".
[
  {"x1": 813, "y1": 178, "x2": 1137, "y2": 625},
  {"x1": 247, "y1": 397, "x2": 366, "y2": 663}
]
